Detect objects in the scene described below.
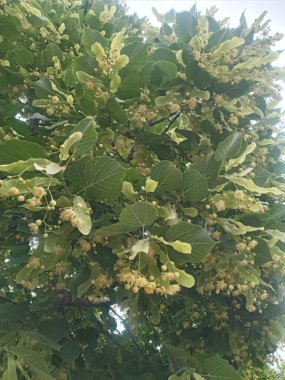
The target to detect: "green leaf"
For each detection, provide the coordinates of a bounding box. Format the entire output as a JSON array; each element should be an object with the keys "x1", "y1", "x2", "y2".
[
  {"x1": 150, "y1": 61, "x2": 177, "y2": 87},
  {"x1": 110, "y1": 73, "x2": 121, "y2": 92},
  {"x1": 130, "y1": 239, "x2": 150, "y2": 260},
  {"x1": 211, "y1": 37, "x2": 244, "y2": 62},
  {"x1": 215, "y1": 132, "x2": 244, "y2": 161},
  {"x1": 117, "y1": 68, "x2": 141, "y2": 99},
  {"x1": 225, "y1": 142, "x2": 256, "y2": 170},
  {"x1": 77, "y1": 279, "x2": 92, "y2": 298},
  {"x1": 3, "y1": 354, "x2": 17, "y2": 380},
  {"x1": 73, "y1": 196, "x2": 92, "y2": 235},
  {"x1": 182, "y1": 207, "x2": 198, "y2": 217},
  {"x1": 73, "y1": 54, "x2": 97, "y2": 77},
  {"x1": 151, "y1": 160, "x2": 183, "y2": 192},
  {"x1": 0, "y1": 303, "x2": 24, "y2": 323},
  {"x1": 122, "y1": 181, "x2": 137, "y2": 199},
  {"x1": 169, "y1": 240, "x2": 192, "y2": 254},
  {"x1": 82, "y1": 27, "x2": 108, "y2": 53},
  {"x1": 175, "y1": 269, "x2": 195, "y2": 288},
  {"x1": 33, "y1": 79, "x2": 54, "y2": 99},
  {"x1": 35, "y1": 162, "x2": 63, "y2": 175},
  {"x1": 190, "y1": 154, "x2": 222, "y2": 187},
  {"x1": 68, "y1": 156, "x2": 126, "y2": 201},
  {"x1": 204, "y1": 357, "x2": 242, "y2": 380},
  {"x1": 71, "y1": 117, "x2": 97, "y2": 156},
  {"x1": 166, "y1": 222, "x2": 216, "y2": 262},
  {"x1": 185, "y1": 61, "x2": 212, "y2": 90},
  {"x1": 152, "y1": 48, "x2": 177, "y2": 63},
  {"x1": 182, "y1": 169, "x2": 208, "y2": 201},
  {"x1": 187, "y1": 88, "x2": 210, "y2": 100},
  {"x1": 218, "y1": 218, "x2": 264, "y2": 235},
  {"x1": 38, "y1": 318, "x2": 69, "y2": 342},
  {"x1": 9, "y1": 48, "x2": 34, "y2": 66},
  {"x1": 145, "y1": 178, "x2": 158, "y2": 193},
  {"x1": 59, "y1": 132, "x2": 83, "y2": 161},
  {"x1": 154, "y1": 236, "x2": 192, "y2": 254},
  {"x1": 164, "y1": 9, "x2": 176, "y2": 23},
  {"x1": 9, "y1": 347, "x2": 54, "y2": 380},
  {"x1": 106, "y1": 97, "x2": 128, "y2": 124},
  {"x1": 213, "y1": 191, "x2": 264, "y2": 213},
  {"x1": 194, "y1": 374, "x2": 206, "y2": 380},
  {"x1": 23, "y1": 330, "x2": 61, "y2": 351},
  {"x1": 90, "y1": 42, "x2": 106, "y2": 62},
  {"x1": 96, "y1": 202, "x2": 158, "y2": 237},
  {"x1": 0, "y1": 140, "x2": 47, "y2": 164},
  {"x1": 155, "y1": 91, "x2": 174, "y2": 107},
  {"x1": 0, "y1": 177, "x2": 59, "y2": 195},
  {"x1": 168, "y1": 375, "x2": 180, "y2": 380},
  {"x1": 94, "y1": 223, "x2": 132, "y2": 237},
  {"x1": 152, "y1": 7, "x2": 163, "y2": 23},
  {"x1": 175, "y1": 11, "x2": 198, "y2": 43},
  {"x1": 59, "y1": 339, "x2": 81, "y2": 363},
  {"x1": 43, "y1": 43, "x2": 63, "y2": 64},
  {"x1": 230, "y1": 177, "x2": 284, "y2": 196},
  {"x1": 120, "y1": 202, "x2": 158, "y2": 229},
  {"x1": 234, "y1": 52, "x2": 279, "y2": 70},
  {"x1": 15, "y1": 267, "x2": 34, "y2": 284},
  {"x1": 76, "y1": 71, "x2": 95, "y2": 84},
  {"x1": 254, "y1": 238, "x2": 272, "y2": 266},
  {"x1": 160, "y1": 23, "x2": 172, "y2": 36},
  {"x1": 121, "y1": 41, "x2": 148, "y2": 68},
  {"x1": 0, "y1": 158, "x2": 51, "y2": 174}
]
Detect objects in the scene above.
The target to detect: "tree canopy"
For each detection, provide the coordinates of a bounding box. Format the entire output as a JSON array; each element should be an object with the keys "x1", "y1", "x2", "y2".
[{"x1": 0, "y1": 0, "x2": 285, "y2": 379}]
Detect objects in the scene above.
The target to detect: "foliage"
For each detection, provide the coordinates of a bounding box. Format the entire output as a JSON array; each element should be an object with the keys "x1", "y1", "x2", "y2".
[{"x1": 0, "y1": 0, "x2": 285, "y2": 378}]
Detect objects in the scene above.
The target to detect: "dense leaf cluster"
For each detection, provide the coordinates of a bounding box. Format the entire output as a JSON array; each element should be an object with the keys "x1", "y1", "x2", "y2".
[{"x1": 0, "y1": 0, "x2": 285, "y2": 379}]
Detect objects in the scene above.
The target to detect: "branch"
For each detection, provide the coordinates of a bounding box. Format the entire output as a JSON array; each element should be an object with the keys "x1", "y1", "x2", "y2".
[
  {"x1": 109, "y1": 306, "x2": 147, "y2": 359},
  {"x1": 87, "y1": 310, "x2": 130, "y2": 355},
  {"x1": 0, "y1": 295, "x2": 17, "y2": 304},
  {"x1": 26, "y1": 292, "x2": 114, "y2": 313},
  {"x1": 111, "y1": 142, "x2": 129, "y2": 164},
  {"x1": 148, "y1": 111, "x2": 177, "y2": 127},
  {"x1": 59, "y1": 293, "x2": 114, "y2": 308},
  {"x1": 126, "y1": 147, "x2": 135, "y2": 163},
  {"x1": 163, "y1": 112, "x2": 181, "y2": 134}
]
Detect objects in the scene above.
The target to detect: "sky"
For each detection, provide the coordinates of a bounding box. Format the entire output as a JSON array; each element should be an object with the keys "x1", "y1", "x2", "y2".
[{"x1": 125, "y1": 0, "x2": 285, "y2": 106}]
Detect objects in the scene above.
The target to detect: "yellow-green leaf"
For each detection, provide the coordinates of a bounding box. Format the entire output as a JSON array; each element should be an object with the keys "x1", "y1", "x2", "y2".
[
  {"x1": 59, "y1": 132, "x2": 83, "y2": 161},
  {"x1": 122, "y1": 181, "x2": 137, "y2": 199},
  {"x1": 169, "y1": 240, "x2": 192, "y2": 254},
  {"x1": 73, "y1": 196, "x2": 92, "y2": 235},
  {"x1": 175, "y1": 269, "x2": 195, "y2": 288},
  {"x1": 212, "y1": 37, "x2": 244, "y2": 62},
  {"x1": 225, "y1": 142, "x2": 256, "y2": 171},
  {"x1": 110, "y1": 73, "x2": 121, "y2": 93},
  {"x1": 116, "y1": 54, "x2": 129, "y2": 70},
  {"x1": 91, "y1": 42, "x2": 107, "y2": 63},
  {"x1": 130, "y1": 239, "x2": 149, "y2": 260},
  {"x1": 145, "y1": 178, "x2": 158, "y2": 193},
  {"x1": 231, "y1": 177, "x2": 284, "y2": 195},
  {"x1": 111, "y1": 31, "x2": 125, "y2": 53}
]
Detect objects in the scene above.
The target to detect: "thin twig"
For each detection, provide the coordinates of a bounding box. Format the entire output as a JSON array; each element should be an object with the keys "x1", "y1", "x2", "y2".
[
  {"x1": 126, "y1": 146, "x2": 135, "y2": 163},
  {"x1": 87, "y1": 311, "x2": 130, "y2": 354},
  {"x1": 111, "y1": 142, "x2": 129, "y2": 163},
  {"x1": 148, "y1": 111, "x2": 177, "y2": 127},
  {"x1": 163, "y1": 112, "x2": 181, "y2": 134},
  {"x1": 60, "y1": 295, "x2": 114, "y2": 308},
  {"x1": 109, "y1": 306, "x2": 147, "y2": 359}
]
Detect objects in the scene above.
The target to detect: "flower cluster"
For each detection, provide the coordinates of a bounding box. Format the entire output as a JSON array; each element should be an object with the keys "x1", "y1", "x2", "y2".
[
  {"x1": 117, "y1": 269, "x2": 181, "y2": 296},
  {"x1": 59, "y1": 207, "x2": 81, "y2": 229},
  {"x1": 91, "y1": 274, "x2": 113, "y2": 290}
]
